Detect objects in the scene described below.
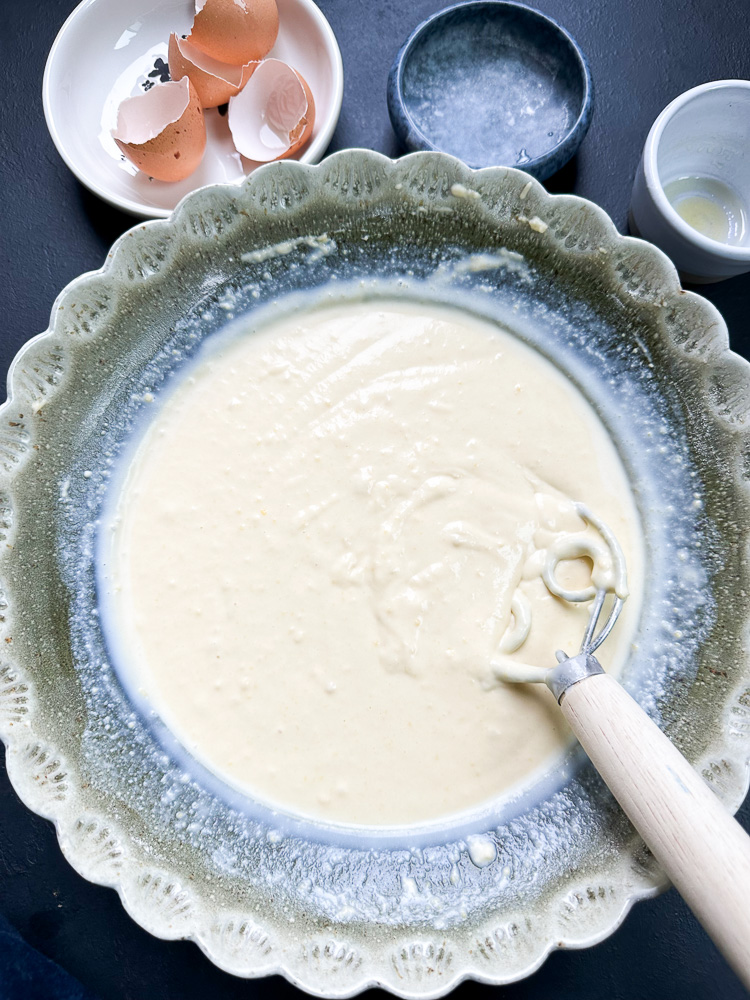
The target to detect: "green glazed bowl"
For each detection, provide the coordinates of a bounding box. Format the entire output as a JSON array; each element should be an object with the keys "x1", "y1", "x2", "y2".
[{"x1": 1, "y1": 150, "x2": 749, "y2": 996}]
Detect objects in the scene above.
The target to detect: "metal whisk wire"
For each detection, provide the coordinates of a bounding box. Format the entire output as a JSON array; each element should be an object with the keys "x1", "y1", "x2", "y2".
[{"x1": 581, "y1": 589, "x2": 625, "y2": 655}]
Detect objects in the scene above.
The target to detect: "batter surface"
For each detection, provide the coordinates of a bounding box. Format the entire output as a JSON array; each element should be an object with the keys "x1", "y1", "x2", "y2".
[{"x1": 100, "y1": 301, "x2": 642, "y2": 825}]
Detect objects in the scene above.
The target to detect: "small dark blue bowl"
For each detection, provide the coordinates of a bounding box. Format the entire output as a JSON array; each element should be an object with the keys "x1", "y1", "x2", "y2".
[{"x1": 387, "y1": 1, "x2": 593, "y2": 180}]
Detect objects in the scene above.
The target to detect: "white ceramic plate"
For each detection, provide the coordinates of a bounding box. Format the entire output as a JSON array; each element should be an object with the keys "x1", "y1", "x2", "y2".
[{"x1": 43, "y1": 0, "x2": 344, "y2": 218}]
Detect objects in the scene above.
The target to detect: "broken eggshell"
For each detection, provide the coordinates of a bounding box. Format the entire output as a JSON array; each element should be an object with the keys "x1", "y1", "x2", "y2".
[
  {"x1": 168, "y1": 34, "x2": 257, "y2": 109},
  {"x1": 189, "y1": 0, "x2": 279, "y2": 65},
  {"x1": 228, "y1": 59, "x2": 315, "y2": 162},
  {"x1": 112, "y1": 77, "x2": 207, "y2": 182}
]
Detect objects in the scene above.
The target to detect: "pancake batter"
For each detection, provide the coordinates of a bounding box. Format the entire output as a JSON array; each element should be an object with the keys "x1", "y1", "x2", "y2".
[{"x1": 100, "y1": 301, "x2": 642, "y2": 825}]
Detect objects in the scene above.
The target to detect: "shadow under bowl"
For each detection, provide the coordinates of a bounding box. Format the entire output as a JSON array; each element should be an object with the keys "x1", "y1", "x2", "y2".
[{"x1": 387, "y1": 0, "x2": 593, "y2": 180}]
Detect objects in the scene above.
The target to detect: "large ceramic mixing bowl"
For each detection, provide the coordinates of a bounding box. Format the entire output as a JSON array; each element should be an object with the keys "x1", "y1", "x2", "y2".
[{"x1": 2, "y1": 150, "x2": 749, "y2": 996}]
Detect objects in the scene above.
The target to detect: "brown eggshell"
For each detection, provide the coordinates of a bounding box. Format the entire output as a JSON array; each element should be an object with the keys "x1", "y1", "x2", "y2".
[
  {"x1": 240, "y1": 61, "x2": 258, "y2": 88},
  {"x1": 279, "y1": 74, "x2": 315, "y2": 160},
  {"x1": 227, "y1": 59, "x2": 315, "y2": 163},
  {"x1": 189, "y1": 0, "x2": 279, "y2": 65},
  {"x1": 168, "y1": 34, "x2": 258, "y2": 109},
  {"x1": 112, "y1": 78, "x2": 206, "y2": 182}
]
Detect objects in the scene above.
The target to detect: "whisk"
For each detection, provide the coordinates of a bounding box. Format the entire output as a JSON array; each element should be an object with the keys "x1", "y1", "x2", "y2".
[{"x1": 495, "y1": 511, "x2": 750, "y2": 988}]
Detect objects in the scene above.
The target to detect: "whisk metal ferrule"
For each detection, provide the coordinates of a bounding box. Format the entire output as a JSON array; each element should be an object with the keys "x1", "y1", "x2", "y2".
[{"x1": 546, "y1": 651, "x2": 605, "y2": 704}]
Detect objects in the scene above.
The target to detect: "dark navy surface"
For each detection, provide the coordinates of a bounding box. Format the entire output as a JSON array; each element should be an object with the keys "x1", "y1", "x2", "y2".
[
  {"x1": 387, "y1": 1, "x2": 592, "y2": 179},
  {"x1": 1, "y1": 0, "x2": 749, "y2": 998},
  {"x1": 0, "y1": 914, "x2": 96, "y2": 1000}
]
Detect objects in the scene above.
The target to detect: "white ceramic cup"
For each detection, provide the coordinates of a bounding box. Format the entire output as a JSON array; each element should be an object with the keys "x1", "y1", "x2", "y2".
[{"x1": 629, "y1": 80, "x2": 750, "y2": 282}]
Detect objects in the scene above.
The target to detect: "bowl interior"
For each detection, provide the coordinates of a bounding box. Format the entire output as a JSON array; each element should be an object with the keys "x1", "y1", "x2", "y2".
[
  {"x1": 43, "y1": 0, "x2": 342, "y2": 218},
  {"x1": 397, "y1": 2, "x2": 587, "y2": 170}
]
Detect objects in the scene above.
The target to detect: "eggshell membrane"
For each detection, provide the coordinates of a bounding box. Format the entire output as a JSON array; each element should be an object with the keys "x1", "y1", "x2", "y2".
[
  {"x1": 188, "y1": 0, "x2": 279, "y2": 65},
  {"x1": 228, "y1": 59, "x2": 315, "y2": 162},
  {"x1": 112, "y1": 78, "x2": 206, "y2": 182},
  {"x1": 168, "y1": 34, "x2": 257, "y2": 109}
]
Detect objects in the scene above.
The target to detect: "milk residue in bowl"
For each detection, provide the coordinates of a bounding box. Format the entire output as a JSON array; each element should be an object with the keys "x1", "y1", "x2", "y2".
[{"x1": 98, "y1": 300, "x2": 642, "y2": 826}]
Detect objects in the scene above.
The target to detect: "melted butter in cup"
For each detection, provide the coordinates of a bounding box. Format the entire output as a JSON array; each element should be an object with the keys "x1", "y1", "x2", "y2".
[{"x1": 664, "y1": 175, "x2": 748, "y2": 246}]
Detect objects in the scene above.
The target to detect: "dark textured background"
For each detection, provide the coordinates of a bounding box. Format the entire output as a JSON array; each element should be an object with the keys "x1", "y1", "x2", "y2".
[{"x1": 1, "y1": 0, "x2": 749, "y2": 997}]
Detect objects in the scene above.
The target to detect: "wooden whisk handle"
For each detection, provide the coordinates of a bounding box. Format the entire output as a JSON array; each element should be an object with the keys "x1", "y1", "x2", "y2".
[{"x1": 552, "y1": 668, "x2": 750, "y2": 987}]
